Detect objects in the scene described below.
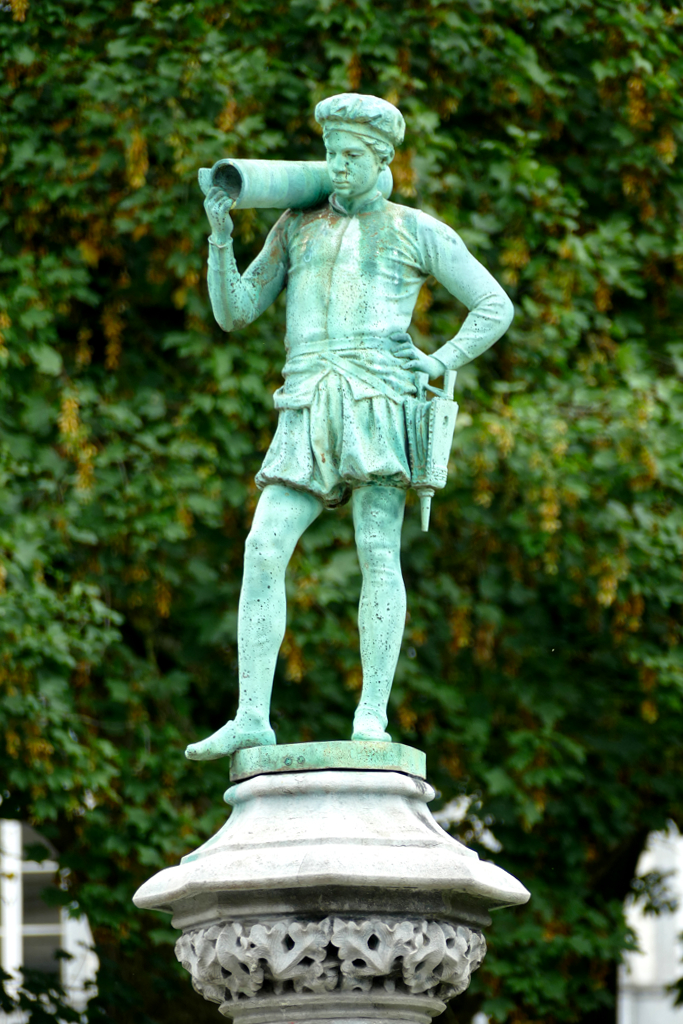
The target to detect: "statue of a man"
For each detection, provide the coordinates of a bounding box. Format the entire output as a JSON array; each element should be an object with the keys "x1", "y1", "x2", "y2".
[{"x1": 186, "y1": 94, "x2": 513, "y2": 760}]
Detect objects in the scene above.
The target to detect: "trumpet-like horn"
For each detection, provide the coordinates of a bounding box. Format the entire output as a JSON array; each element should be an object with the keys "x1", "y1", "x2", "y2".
[{"x1": 198, "y1": 158, "x2": 393, "y2": 210}]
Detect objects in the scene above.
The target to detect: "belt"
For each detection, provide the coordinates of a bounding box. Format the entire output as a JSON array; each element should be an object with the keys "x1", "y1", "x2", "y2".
[
  {"x1": 318, "y1": 350, "x2": 410, "y2": 402},
  {"x1": 284, "y1": 335, "x2": 396, "y2": 357}
]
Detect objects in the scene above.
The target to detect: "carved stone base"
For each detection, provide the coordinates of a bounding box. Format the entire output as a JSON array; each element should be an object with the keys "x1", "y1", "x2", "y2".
[
  {"x1": 175, "y1": 915, "x2": 485, "y2": 1022},
  {"x1": 134, "y1": 746, "x2": 529, "y2": 1022}
]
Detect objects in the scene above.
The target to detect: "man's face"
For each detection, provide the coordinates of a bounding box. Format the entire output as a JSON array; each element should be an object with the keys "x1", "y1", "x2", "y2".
[{"x1": 325, "y1": 129, "x2": 382, "y2": 199}]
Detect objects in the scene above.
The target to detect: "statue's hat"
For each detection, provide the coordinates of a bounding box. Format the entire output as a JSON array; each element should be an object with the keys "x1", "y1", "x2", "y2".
[{"x1": 315, "y1": 93, "x2": 405, "y2": 149}]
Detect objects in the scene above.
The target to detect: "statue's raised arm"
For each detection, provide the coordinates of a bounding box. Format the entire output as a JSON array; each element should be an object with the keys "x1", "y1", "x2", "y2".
[
  {"x1": 187, "y1": 94, "x2": 514, "y2": 762},
  {"x1": 204, "y1": 187, "x2": 289, "y2": 332}
]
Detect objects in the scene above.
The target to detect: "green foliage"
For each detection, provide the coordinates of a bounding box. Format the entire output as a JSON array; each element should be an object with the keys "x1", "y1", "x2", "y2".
[
  {"x1": 2, "y1": 0, "x2": 683, "y2": 1022},
  {"x1": 0, "y1": 963, "x2": 87, "y2": 1024}
]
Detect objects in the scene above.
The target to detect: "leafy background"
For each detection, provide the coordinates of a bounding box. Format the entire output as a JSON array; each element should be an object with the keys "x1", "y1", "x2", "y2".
[{"x1": 1, "y1": 0, "x2": 683, "y2": 1022}]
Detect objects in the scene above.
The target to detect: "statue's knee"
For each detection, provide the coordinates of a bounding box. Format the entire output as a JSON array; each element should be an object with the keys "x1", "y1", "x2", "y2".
[
  {"x1": 356, "y1": 531, "x2": 401, "y2": 576},
  {"x1": 244, "y1": 529, "x2": 284, "y2": 574}
]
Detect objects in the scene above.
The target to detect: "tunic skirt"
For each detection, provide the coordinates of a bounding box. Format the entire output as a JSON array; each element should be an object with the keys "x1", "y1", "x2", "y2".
[{"x1": 256, "y1": 371, "x2": 412, "y2": 508}]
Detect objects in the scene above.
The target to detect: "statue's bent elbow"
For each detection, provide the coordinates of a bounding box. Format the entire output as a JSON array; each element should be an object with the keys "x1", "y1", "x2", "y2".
[
  {"x1": 213, "y1": 309, "x2": 249, "y2": 332},
  {"x1": 501, "y1": 293, "x2": 515, "y2": 333},
  {"x1": 214, "y1": 314, "x2": 234, "y2": 332}
]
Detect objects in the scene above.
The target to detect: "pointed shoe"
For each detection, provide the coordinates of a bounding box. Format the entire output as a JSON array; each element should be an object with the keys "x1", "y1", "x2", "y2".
[{"x1": 185, "y1": 720, "x2": 276, "y2": 761}]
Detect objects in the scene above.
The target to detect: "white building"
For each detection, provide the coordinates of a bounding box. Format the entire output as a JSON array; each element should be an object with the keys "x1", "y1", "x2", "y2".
[
  {"x1": 619, "y1": 826, "x2": 683, "y2": 1024},
  {"x1": 0, "y1": 819, "x2": 98, "y2": 1013}
]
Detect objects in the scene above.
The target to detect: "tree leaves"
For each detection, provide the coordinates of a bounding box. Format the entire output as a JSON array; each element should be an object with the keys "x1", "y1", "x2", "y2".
[{"x1": 1, "y1": 1, "x2": 683, "y2": 1022}]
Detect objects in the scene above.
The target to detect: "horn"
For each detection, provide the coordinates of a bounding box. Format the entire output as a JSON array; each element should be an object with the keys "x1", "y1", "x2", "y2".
[{"x1": 198, "y1": 158, "x2": 393, "y2": 210}]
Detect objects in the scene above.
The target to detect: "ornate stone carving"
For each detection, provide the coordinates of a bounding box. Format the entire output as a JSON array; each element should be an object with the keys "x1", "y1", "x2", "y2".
[{"x1": 175, "y1": 916, "x2": 485, "y2": 1009}]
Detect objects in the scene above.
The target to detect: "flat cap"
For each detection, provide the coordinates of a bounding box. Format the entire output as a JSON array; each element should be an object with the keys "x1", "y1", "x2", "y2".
[{"x1": 315, "y1": 93, "x2": 405, "y2": 149}]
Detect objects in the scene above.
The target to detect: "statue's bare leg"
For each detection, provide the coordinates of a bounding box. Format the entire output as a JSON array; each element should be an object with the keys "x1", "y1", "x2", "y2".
[
  {"x1": 185, "y1": 485, "x2": 323, "y2": 760},
  {"x1": 351, "y1": 485, "x2": 406, "y2": 742}
]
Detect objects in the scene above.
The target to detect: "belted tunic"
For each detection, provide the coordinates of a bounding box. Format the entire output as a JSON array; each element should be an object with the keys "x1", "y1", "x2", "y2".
[{"x1": 207, "y1": 192, "x2": 513, "y2": 505}]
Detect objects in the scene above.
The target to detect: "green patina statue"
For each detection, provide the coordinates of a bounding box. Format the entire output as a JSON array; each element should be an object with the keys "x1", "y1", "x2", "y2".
[{"x1": 186, "y1": 93, "x2": 513, "y2": 761}]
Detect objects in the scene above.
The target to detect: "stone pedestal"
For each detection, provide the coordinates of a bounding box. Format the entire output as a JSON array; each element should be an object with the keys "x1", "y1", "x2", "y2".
[{"x1": 133, "y1": 742, "x2": 529, "y2": 1023}]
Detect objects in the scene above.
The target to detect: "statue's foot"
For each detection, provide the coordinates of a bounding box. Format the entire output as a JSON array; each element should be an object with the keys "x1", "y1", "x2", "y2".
[
  {"x1": 185, "y1": 720, "x2": 276, "y2": 761},
  {"x1": 351, "y1": 714, "x2": 392, "y2": 743}
]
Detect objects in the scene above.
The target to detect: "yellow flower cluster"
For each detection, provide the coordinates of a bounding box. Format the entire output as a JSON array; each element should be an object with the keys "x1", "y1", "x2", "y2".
[
  {"x1": 0, "y1": 310, "x2": 10, "y2": 361},
  {"x1": 101, "y1": 301, "x2": 127, "y2": 370},
  {"x1": 10, "y1": 0, "x2": 28, "y2": 22},
  {"x1": 58, "y1": 393, "x2": 97, "y2": 497},
  {"x1": 126, "y1": 128, "x2": 149, "y2": 190}
]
